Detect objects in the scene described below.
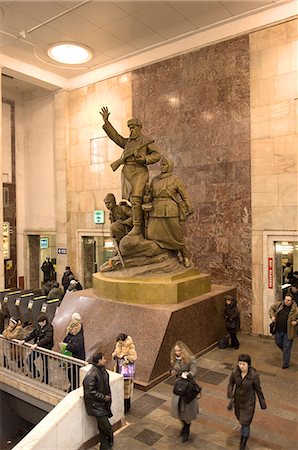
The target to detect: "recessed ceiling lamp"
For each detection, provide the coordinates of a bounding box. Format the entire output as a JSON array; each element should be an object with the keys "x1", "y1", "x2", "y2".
[{"x1": 47, "y1": 42, "x2": 93, "y2": 64}]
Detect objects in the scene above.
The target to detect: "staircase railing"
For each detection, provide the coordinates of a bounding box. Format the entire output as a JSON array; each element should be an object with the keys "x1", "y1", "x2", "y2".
[{"x1": 0, "y1": 335, "x2": 88, "y2": 393}]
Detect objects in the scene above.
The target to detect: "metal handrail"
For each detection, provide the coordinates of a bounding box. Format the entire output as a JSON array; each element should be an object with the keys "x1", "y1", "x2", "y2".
[{"x1": 0, "y1": 335, "x2": 88, "y2": 393}]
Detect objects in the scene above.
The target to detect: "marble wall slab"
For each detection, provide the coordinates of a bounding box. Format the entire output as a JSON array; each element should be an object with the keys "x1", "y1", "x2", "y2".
[{"x1": 131, "y1": 36, "x2": 251, "y2": 330}]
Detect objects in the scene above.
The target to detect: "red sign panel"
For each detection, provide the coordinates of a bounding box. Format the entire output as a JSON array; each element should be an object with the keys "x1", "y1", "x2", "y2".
[{"x1": 268, "y1": 257, "x2": 273, "y2": 289}]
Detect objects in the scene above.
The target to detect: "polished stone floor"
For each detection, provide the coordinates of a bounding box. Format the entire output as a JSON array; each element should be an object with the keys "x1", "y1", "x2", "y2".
[{"x1": 104, "y1": 334, "x2": 298, "y2": 450}]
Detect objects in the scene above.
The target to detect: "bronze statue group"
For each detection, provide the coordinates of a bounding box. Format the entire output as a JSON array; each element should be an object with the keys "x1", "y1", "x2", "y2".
[{"x1": 100, "y1": 106, "x2": 193, "y2": 273}]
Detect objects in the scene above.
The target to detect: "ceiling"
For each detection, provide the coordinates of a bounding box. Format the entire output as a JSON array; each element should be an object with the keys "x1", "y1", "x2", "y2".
[{"x1": 0, "y1": 0, "x2": 294, "y2": 93}]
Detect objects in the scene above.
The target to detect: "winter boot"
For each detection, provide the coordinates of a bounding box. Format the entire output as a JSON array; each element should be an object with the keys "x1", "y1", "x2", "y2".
[
  {"x1": 128, "y1": 197, "x2": 143, "y2": 236},
  {"x1": 181, "y1": 423, "x2": 190, "y2": 442},
  {"x1": 180, "y1": 421, "x2": 186, "y2": 435},
  {"x1": 124, "y1": 398, "x2": 131, "y2": 413},
  {"x1": 240, "y1": 435, "x2": 248, "y2": 450}
]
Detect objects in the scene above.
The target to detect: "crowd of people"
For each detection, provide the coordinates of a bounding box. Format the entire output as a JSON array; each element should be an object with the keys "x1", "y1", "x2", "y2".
[
  {"x1": 41, "y1": 265, "x2": 83, "y2": 300},
  {"x1": 1, "y1": 283, "x2": 297, "y2": 450}
]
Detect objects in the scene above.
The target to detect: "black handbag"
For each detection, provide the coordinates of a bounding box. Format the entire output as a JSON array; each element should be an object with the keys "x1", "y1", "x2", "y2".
[
  {"x1": 269, "y1": 322, "x2": 275, "y2": 335},
  {"x1": 173, "y1": 377, "x2": 201, "y2": 404}
]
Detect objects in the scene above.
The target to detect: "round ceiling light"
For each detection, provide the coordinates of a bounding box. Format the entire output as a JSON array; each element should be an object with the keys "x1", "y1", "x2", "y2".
[{"x1": 47, "y1": 42, "x2": 93, "y2": 64}]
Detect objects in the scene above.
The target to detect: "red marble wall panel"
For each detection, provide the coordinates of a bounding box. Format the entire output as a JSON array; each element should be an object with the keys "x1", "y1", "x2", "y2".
[{"x1": 131, "y1": 36, "x2": 251, "y2": 331}]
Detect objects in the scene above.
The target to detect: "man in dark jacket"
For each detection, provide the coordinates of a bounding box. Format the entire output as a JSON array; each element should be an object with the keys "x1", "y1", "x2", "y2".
[
  {"x1": 21, "y1": 313, "x2": 54, "y2": 383},
  {"x1": 269, "y1": 293, "x2": 298, "y2": 368},
  {"x1": 61, "y1": 266, "x2": 73, "y2": 293},
  {"x1": 83, "y1": 353, "x2": 113, "y2": 450},
  {"x1": 41, "y1": 257, "x2": 54, "y2": 282}
]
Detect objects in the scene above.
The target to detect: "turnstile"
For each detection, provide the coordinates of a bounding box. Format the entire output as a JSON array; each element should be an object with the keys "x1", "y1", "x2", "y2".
[
  {"x1": 16, "y1": 292, "x2": 35, "y2": 324},
  {"x1": 28, "y1": 296, "x2": 47, "y2": 326},
  {"x1": 2, "y1": 291, "x2": 22, "y2": 319},
  {"x1": 40, "y1": 299, "x2": 61, "y2": 324}
]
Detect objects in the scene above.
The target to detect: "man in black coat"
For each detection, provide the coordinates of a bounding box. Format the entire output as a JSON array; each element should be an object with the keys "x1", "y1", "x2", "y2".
[
  {"x1": 61, "y1": 266, "x2": 73, "y2": 293},
  {"x1": 41, "y1": 257, "x2": 54, "y2": 282},
  {"x1": 83, "y1": 353, "x2": 113, "y2": 450},
  {"x1": 21, "y1": 313, "x2": 53, "y2": 383}
]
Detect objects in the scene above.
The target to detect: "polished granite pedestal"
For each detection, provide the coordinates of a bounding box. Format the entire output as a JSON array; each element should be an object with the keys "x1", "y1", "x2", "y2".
[{"x1": 52, "y1": 282, "x2": 235, "y2": 389}]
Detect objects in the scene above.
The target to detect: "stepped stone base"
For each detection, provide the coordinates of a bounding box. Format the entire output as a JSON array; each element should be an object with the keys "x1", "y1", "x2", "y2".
[
  {"x1": 53, "y1": 283, "x2": 236, "y2": 388},
  {"x1": 93, "y1": 268, "x2": 211, "y2": 304}
]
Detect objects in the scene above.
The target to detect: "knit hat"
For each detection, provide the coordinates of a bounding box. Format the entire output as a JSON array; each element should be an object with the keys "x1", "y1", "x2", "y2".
[
  {"x1": 238, "y1": 354, "x2": 251, "y2": 366},
  {"x1": 72, "y1": 312, "x2": 81, "y2": 322}
]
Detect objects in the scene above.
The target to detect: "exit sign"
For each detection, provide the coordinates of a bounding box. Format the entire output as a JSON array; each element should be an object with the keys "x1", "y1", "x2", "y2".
[{"x1": 94, "y1": 210, "x2": 105, "y2": 224}]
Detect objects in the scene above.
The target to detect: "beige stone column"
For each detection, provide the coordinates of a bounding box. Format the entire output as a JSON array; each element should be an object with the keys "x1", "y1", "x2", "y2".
[
  {"x1": 0, "y1": 67, "x2": 4, "y2": 287},
  {"x1": 250, "y1": 19, "x2": 298, "y2": 335},
  {"x1": 54, "y1": 90, "x2": 69, "y2": 284}
]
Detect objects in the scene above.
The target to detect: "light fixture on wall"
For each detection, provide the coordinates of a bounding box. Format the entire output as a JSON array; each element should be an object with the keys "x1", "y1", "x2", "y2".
[{"x1": 47, "y1": 42, "x2": 93, "y2": 64}]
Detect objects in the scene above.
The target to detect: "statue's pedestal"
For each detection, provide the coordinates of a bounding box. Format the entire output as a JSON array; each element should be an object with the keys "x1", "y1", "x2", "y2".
[
  {"x1": 53, "y1": 282, "x2": 236, "y2": 389},
  {"x1": 93, "y1": 269, "x2": 211, "y2": 304}
]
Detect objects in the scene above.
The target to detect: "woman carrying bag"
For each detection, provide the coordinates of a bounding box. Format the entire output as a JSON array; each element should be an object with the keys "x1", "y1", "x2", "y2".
[
  {"x1": 170, "y1": 341, "x2": 199, "y2": 443},
  {"x1": 112, "y1": 333, "x2": 137, "y2": 413},
  {"x1": 227, "y1": 354, "x2": 267, "y2": 450},
  {"x1": 59, "y1": 313, "x2": 85, "y2": 391}
]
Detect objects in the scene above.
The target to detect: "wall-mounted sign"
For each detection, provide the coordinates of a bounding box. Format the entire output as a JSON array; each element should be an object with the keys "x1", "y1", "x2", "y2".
[
  {"x1": 268, "y1": 257, "x2": 273, "y2": 289},
  {"x1": 94, "y1": 210, "x2": 105, "y2": 224},
  {"x1": 58, "y1": 248, "x2": 67, "y2": 255},
  {"x1": 3, "y1": 222, "x2": 10, "y2": 260},
  {"x1": 40, "y1": 237, "x2": 49, "y2": 249}
]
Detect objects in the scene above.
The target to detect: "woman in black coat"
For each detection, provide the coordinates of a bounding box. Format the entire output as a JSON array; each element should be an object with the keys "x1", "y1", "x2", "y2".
[
  {"x1": 60, "y1": 319, "x2": 85, "y2": 391},
  {"x1": 224, "y1": 295, "x2": 241, "y2": 349},
  {"x1": 227, "y1": 354, "x2": 267, "y2": 450}
]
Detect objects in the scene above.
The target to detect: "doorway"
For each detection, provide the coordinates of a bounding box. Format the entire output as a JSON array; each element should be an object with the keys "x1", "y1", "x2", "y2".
[
  {"x1": 275, "y1": 240, "x2": 298, "y2": 293},
  {"x1": 82, "y1": 236, "x2": 113, "y2": 288},
  {"x1": 27, "y1": 234, "x2": 56, "y2": 289}
]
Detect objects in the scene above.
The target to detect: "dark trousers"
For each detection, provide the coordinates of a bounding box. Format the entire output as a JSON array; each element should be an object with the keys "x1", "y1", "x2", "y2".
[
  {"x1": 241, "y1": 424, "x2": 250, "y2": 438},
  {"x1": 229, "y1": 332, "x2": 239, "y2": 348},
  {"x1": 96, "y1": 416, "x2": 113, "y2": 450},
  {"x1": 67, "y1": 365, "x2": 79, "y2": 391},
  {"x1": 274, "y1": 331, "x2": 293, "y2": 365},
  {"x1": 28, "y1": 350, "x2": 50, "y2": 383}
]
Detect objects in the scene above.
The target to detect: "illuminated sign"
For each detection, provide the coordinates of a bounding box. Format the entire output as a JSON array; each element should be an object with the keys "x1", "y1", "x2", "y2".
[
  {"x1": 3, "y1": 222, "x2": 10, "y2": 260},
  {"x1": 40, "y1": 237, "x2": 49, "y2": 249},
  {"x1": 94, "y1": 210, "x2": 105, "y2": 224}
]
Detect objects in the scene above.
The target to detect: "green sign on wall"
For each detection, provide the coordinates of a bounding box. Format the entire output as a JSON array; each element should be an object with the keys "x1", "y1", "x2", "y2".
[
  {"x1": 40, "y1": 237, "x2": 49, "y2": 249},
  {"x1": 94, "y1": 210, "x2": 105, "y2": 224}
]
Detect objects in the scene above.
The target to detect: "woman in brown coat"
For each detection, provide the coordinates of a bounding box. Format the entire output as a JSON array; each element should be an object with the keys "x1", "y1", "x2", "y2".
[
  {"x1": 112, "y1": 333, "x2": 137, "y2": 413},
  {"x1": 3, "y1": 317, "x2": 24, "y2": 369},
  {"x1": 170, "y1": 341, "x2": 198, "y2": 443},
  {"x1": 227, "y1": 354, "x2": 267, "y2": 450}
]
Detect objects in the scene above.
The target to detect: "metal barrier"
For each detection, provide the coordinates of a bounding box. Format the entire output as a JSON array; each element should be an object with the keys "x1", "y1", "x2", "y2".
[{"x1": 0, "y1": 335, "x2": 88, "y2": 393}]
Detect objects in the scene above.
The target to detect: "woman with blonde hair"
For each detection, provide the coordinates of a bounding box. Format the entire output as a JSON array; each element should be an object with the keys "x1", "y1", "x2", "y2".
[
  {"x1": 170, "y1": 341, "x2": 199, "y2": 443},
  {"x1": 59, "y1": 313, "x2": 85, "y2": 391},
  {"x1": 112, "y1": 333, "x2": 137, "y2": 413}
]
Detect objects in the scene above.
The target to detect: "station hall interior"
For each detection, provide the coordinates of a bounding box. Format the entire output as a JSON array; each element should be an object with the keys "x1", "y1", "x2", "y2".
[{"x1": 0, "y1": 0, "x2": 297, "y2": 449}]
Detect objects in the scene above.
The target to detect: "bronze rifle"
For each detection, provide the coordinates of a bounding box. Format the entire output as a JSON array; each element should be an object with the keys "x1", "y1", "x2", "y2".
[{"x1": 110, "y1": 140, "x2": 155, "y2": 172}]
